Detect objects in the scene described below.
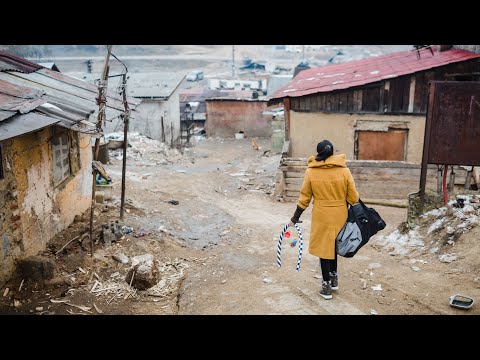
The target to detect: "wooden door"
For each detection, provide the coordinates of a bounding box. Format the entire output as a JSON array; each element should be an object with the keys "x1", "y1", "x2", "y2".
[{"x1": 357, "y1": 130, "x2": 407, "y2": 161}]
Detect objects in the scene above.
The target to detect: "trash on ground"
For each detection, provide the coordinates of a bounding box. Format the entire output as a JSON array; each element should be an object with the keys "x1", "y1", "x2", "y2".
[{"x1": 449, "y1": 294, "x2": 474, "y2": 309}]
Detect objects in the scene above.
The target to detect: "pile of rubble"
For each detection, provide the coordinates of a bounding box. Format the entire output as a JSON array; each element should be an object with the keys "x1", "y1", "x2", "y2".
[
  {"x1": 373, "y1": 194, "x2": 480, "y2": 260},
  {"x1": 106, "y1": 132, "x2": 191, "y2": 165}
]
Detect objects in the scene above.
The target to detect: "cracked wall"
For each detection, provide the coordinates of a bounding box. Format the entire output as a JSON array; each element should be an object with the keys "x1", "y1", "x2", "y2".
[{"x1": 0, "y1": 127, "x2": 92, "y2": 287}]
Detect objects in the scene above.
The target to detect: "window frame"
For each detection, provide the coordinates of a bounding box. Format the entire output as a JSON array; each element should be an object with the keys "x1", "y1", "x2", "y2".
[{"x1": 51, "y1": 132, "x2": 71, "y2": 186}]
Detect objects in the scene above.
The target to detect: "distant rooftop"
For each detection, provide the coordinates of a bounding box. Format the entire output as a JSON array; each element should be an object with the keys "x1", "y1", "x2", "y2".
[{"x1": 127, "y1": 72, "x2": 186, "y2": 99}]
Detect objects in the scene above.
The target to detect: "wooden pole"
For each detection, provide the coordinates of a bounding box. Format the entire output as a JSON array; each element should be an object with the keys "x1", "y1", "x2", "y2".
[
  {"x1": 120, "y1": 73, "x2": 130, "y2": 220},
  {"x1": 89, "y1": 45, "x2": 113, "y2": 256}
]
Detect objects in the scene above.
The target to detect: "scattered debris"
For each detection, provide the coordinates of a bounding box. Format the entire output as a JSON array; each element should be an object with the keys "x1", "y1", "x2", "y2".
[
  {"x1": 263, "y1": 278, "x2": 273, "y2": 284},
  {"x1": 368, "y1": 263, "x2": 382, "y2": 269},
  {"x1": 3, "y1": 288, "x2": 9, "y2": 297},
  {"x1": 14, "y1": 300, "x2": 21, "y2": 307},
  {"x1": 134, "y1": 232, "x2": 150, "y2": 238},
  {"x1": 370, "y1": 309, "x2": 378, "y2": 315},
  {"x1": 221, "y1": 280, "x2": 227, "y2": 284},
  {"x1": 371, "y1": 284, "x2": 382, "y2": 291},
  {"x1": 360, "y1": 279, "x2": 367, "y2": 289},
  {"x1": 55, "y1": 234, "x2": 84, "y2": 255},
  {"x1": 167, "y1": 199, "x2": 179, "y2": 205},
  {"x1": 18, "y1": 279, "x2": 24, "y2": 292},
  {"x1": 78, "y1": 267, "x2": 87, "y2": 274},
  {"x1": 112, "y1": 253, "x2": 129, "y2": 264},
  {"x1": 93, "y1": 303, "x2": 103, "y2": 314},
  {"x1": 313, "y1": 275, "x2": 322, "y2": 279},
  {"x1": 35, "y1": 307, "x2": 44, "y2": 311},
  {"x1": 65, "y1": 303, "x2": 92, "y2": 313},
  {"x1": 439, "y1": 253, "x2": 457, "y2": 263},
  {"x1": 411, "y1": 266, "x2": 421, "y2": 272},
  {"x1": 50, "y1": 298, "x2": 70, "y2": 304}
]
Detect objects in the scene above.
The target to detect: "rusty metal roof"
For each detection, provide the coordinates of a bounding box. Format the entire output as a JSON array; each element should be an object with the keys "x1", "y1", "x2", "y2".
[
  {"x1": 268, "y1": 48, "x2": 480, "y2": 100},
  {"x1": 0, "y1": 112, "x2": 59, "y2": 141},
  {"x1": 0, "y1": 79, "x2": 47, "y2": 121},
  {"x1": 0, "y1": 51, "x2": 42, "y2": 73}
]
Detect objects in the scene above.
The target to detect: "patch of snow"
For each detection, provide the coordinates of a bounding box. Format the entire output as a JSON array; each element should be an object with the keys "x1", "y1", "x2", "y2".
[
  {"x1": 439, "y1": 253, "x2": 457, "y2": 263},
  {"x1": 39, "y1": 102, "x2": 63, "y2": 111},
  {"x1": 430, "y1": 246, "x2": 439, "y2": 254},
  {"x1": 421, "y1": 207, "x2": 447, "y2": 218},
  {"x1": 331, "y1": 81, "x2": 344, "y2": 85},
  {"x1": 354, "y1": 74, "x2": 363, "y2": 77},
  {"x1": 306, "y1": 77, "x2": 317, "y2": 81},
  {"x1": 282, "y1": 89, "x2": 297, "y2": 93},
  {"x1": 370, "y1": 70, "x2": 380, "y2": 75},
  {"x1": 427, "y1": 218, "x2": 445, "y2": 234},
  {"x1": 322, "y1": 73, "x2": 345, "y2": 78},
  {"x1": 382, "y1": 74, "x2": 397, "y2": 78}
]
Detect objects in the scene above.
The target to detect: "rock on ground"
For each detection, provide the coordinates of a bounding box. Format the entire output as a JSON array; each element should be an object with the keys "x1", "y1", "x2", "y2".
[{"x1": 125, "y1": 254, "x2": 160, "y2": 290}]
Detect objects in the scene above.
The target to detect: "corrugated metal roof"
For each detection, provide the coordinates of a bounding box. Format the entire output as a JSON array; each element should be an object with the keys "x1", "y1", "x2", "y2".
[
  {"x1": 0, "y1": 51, "x2": 43, "y2": 74},
  {"x1": 179, "y1": 89, "x2": 254, "y2": 102},
  {"x1": 0, "y1": 79, "x2": 47, "y2": 120},
  {"x1": 206, "y1": 97, "x2": 267, "y2": 102},
  {"x1": 0, "y1": 112, "x2": 59, "y2": 141},
  {"x1": 0, "y1": 110, "x2": 16, "y2": 121},
  {"x1": 268, "y1": 48, "x2": 480, "y2": 100},
  {"x1": 0, "y1": 71, "x2": 126, "y2": 123},
  {"x1": 126, "y1": 72, "x2": 185, "y2": 98}
]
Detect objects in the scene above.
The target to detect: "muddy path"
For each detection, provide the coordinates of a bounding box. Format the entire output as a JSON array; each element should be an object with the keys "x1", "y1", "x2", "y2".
[{"x1": 2, "y1": 137, "x2": 478, "y2": 315}]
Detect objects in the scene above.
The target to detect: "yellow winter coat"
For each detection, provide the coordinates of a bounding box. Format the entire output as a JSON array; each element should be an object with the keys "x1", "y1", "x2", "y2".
[{"x1": 297, "y1": 154, "x2": 359, "y2": 259}]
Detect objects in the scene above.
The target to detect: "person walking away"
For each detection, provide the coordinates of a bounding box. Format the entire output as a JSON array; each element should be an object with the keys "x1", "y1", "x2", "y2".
[{"x1": 289, "y1": 140, "x2": 359, "y2": 299}]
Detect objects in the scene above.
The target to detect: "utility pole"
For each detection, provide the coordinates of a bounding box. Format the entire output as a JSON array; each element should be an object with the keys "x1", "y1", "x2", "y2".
[
  {"x1": 89, "y1": 45, "x2": 112, "y2": 256},
  {"x1": 232, "y1": 45, "x2": 236, "y2": 77},
  {"x1": 120, "y1": 72, "x2": 130, "y2": 220}
]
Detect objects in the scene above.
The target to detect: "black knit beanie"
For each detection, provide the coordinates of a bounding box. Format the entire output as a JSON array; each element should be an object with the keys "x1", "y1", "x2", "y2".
[{"x1": 315, "y1": 140, "x2": 334, "y2": 161}]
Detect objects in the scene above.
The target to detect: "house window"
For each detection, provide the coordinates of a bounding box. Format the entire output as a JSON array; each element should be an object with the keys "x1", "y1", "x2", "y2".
[
  {"x1": 52, "y1": 133, "x2": 71, "y2": 184},
  {"x1": 0, "y1": 144, "x2": 4, "y2": 180},
  {"x1": 356, "y1": 129, "x2": 408, "y2": 161}
]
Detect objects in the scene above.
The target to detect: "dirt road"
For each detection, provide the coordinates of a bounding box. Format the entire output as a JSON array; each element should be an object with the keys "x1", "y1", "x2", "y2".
[
  {"x1": 109, "y1": 137, "x2": 478, "y2": 315},
  {"x1": 2, "y1": 137, "x2": 478, "y2": 315}
]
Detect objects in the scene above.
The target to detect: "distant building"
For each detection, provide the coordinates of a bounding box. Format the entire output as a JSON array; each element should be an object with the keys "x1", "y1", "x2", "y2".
[
  {"x1": 126, "y1": 72, "x2": 185, "y2": 145},
  {"x1": 209, "y1": 78, "x2": 267, "y2": 95},
  {"x1": 66, "y1": 72, "x2": 185, "y2": 145},
  {"x1": 205, "y1": 94, "x2": 272, "y2": 138}
]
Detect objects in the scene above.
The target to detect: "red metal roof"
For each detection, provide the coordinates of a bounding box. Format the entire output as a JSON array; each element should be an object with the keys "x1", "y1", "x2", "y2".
[
  {"x1": 268, "y1": 48, "x2": 480, "y2": 100},
  {"x1": 0, "y1": 51, "x2": 42, "y2": 73}
]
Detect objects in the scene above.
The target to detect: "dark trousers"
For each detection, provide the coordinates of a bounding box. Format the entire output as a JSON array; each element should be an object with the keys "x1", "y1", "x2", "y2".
[{"x1": 319, "y1": 252, "x2": 338, "y2": 281}]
